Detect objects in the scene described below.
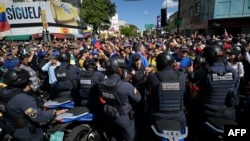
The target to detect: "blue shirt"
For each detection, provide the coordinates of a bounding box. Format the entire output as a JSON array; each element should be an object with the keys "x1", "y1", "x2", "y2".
[
  {"x1": 3, "y1": 57, "x2": 19, "y2": 70},
  {"x1": 172, "y1": 53, "x2": 193, "y2": 69},
  {"x1": 41, "y1": 61, "x2": 61, "y2": 84}
]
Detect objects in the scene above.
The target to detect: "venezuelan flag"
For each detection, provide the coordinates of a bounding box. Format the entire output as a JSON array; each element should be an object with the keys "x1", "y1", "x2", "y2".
[{"x1": 0, "y1": 4, "x2": 10, "y2": 32}]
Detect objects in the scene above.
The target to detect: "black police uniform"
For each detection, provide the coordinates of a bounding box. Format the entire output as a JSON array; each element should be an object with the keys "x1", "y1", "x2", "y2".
[
  {"x1": 99, "y1": 74, "x2": 141, "y2": 141},
  {"x1": 55, "y1": 62, "x2": 79, "y2": 104},
  {"x1": 146, "y1": 68, "x2": 187, "y2": 128},
  {"x1": 192, "y1": 62, "x2": 239, "y2": 120},
  {"x1": 1, "y1": 88, "x2": 55, "y2": 141},
  {"x1": 78, "y1": 69, "x2": 105, "y2": 105}
]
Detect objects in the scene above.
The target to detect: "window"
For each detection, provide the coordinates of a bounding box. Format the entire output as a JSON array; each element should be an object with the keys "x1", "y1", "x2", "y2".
[
  {"x1": 189, "y1": 6, "x2": 193, "y2": 16},
  {"x1": 195, "y1": 1, "x2": 200, "y2": 15}
]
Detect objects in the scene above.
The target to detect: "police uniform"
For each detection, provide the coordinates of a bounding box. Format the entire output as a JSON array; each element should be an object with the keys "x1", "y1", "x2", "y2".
[
  {"x1": 146, "y1": 68, "x2": 187, "y2": 128},
  {"x1": 98, "y1": 74, "x2": 141, "y2": 141},
  {"x1": 78, "y1": 69, "x2": 105, "y2": 105},
  {"x1": 55, "y1": 62, "x2": 79, "y2": 104},
  {"x1": 2, "y1": 88, "x2": 55, "y2": 141},
  {"x1": 193, "y1": 62, "x2": 239, "y2": 120}
]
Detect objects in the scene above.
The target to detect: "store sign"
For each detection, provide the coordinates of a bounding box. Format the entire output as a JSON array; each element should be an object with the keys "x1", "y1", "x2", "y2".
[{"x1": 4, "y1": 1, "x2": 80, "y2": 27}]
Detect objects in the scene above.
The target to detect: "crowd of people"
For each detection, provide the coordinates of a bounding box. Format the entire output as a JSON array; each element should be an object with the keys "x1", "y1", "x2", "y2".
[{"x1": 0, "y1": 32, "x2": 250, "y2": 141}]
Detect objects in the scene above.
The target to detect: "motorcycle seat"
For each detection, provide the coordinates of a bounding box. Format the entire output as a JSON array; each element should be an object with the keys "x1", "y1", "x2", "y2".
[
  {"x1": 67, "y1": 107, "x2": 90, "y2": 116},
  {"x1": 53, "y1": 97, "x2": 73, "y2": 103},
  {"x1": 154, "y1": 119, "x2": 181, "y2": 131}
]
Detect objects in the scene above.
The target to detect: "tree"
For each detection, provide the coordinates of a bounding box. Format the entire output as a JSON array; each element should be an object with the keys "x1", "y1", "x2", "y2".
[
  {"x1": 120, "y1": 24, "x2": 139, "y2": 37},
  {"x1": 80, "y1": 0, "x2": 116, "y2": 35}
]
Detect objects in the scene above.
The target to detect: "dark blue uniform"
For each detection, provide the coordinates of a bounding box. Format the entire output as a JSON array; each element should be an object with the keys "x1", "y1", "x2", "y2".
[
  {"x1": 55, "y1": 62, "x2": 79, "y2": 104},
  {"x1": 99, "y1": 74, "x2": 141, "y2": 141},
  {"x1": 146, "y1": 68, "x2": 187, "y2": 128},
  {"x1": 3, "y1": 88, "x2": 55, "y2": 141},
  {"x1": 192, "y1": 62, "x2": 239, "y2": 120},
  {"x1": 78, "y1": 69, "x2": 105, "y2": 105}
]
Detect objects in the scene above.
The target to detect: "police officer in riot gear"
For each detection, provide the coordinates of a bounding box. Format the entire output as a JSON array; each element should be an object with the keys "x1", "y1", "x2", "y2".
[
  {"x1": 79, "y1": 58, "x2": 105, "y2": 106},
  {"x1": 190, "y1": 45, "x2": 239, "y2": 140},
  {"x1": 55, "y1": 52, "x2": 80, "y2": 105},
  {"x1": 146, "y1": 52, "x2": 187, "y2": 140},
  {"x1": 96, "y1": 57, "x2": 141, "y2": 141},
  {"x1": 0, "y1": 68, "x2": 66, "y2": 141}
]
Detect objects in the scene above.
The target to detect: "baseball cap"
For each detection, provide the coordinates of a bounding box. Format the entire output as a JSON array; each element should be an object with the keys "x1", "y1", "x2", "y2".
[
  {"x1": 6, "y1": 52, "x2": 12, "y2": 56},
  {"x1": 195, "y1": 47, "x2": 203, "y2": 54},
  {"x1": 92, "y1": 49, "x2": 99, "y2": 55},
  {"x1": 124, "y1": 43, "x2": 131, "y2": 48},
  {"x1": 47, "y1": 55, "x2": 57, "y2": 60},
  {"x1": 132, "y1": 54, "x2": 141, "y2": 62},
  {"x1": 180, "y1": 46, "x2": 189, "y2": 51}
]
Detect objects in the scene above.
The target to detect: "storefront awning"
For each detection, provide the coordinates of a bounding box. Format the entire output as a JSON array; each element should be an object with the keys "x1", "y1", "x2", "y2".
[
  {"x1": 83, "y1": 32, "x2": 92, "y2": 38},
  {"x1": 64, "y1": 34, "x2": 75, "y2": 39},
  {"x1": 73, "y1": 33, "x2": 84, "y2": 38},
  {"x1": 51, "y1": 33, "x2": 66, "y2": 40},
  {"x1": 4, "y1": 35, "x2": 31, "y2": 41},
  {"x1": 32, "y1": 33, "x2": 42, "y2": 39}
]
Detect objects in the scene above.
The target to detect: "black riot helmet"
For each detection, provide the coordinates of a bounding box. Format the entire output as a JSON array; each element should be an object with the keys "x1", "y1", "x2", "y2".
[
  {"x1": 212, "y1": 40, "x2": 223, "y2": 48},
  {"x1": 202, "y1": 45, "x2": 224, "y2": 65},
  {"x1": 57, "y1": 52, "x2": 70, "y2": 62},
  {"x1": 231, "y1": 46, "x2": 242, "y2": 56},
  {"x1": 2, "y1": 68, "x2": 30, "y2": 87},
  {"x1": 156, "y1": 51, "x2": 174, "y2": 71},
  {"x1": 84, "y1": 58, "x2": 96, "y2": 69},
  {"x1": 105, "y1": 57, "x2": 127, "y2": 73}
]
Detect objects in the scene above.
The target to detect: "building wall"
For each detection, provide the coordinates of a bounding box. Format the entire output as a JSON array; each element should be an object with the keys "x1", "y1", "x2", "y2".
[
  {"x1": 208, "y1": 0, "x2": 250, "y2": 35},
  {"x1": 179, "y1": 0, "x2": 216, "y2": 35},
  {"x1": 214, "y1": 0, "x2": 250, "y2": 19},
  {"x1": 179, "y1": 0, "x2": 250, "y2": 36}
]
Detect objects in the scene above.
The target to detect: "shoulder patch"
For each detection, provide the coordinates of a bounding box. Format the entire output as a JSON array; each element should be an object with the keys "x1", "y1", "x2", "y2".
[{"x1": 24, "y1": 108, "x2": 38, "y2": 119}]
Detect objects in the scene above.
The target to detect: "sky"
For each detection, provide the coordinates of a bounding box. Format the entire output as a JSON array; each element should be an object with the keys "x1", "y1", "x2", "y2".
[{"x1": 112, "y1": 0, "x2": 179, "y2": 30}]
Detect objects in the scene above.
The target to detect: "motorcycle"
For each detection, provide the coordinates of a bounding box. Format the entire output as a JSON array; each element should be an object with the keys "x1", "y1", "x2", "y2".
[
  {"x1": 50, "y1": 106, "x2": 108, "y2": 141},
  {"x1": 43, "y1": 97, "x2": 75, "y2": 110},
  {"x1": 198, "y1": 117, "x2": 236, "y2": 141},
  {"x1": 151, "y1": 119, "x2": 188, "y2": 141},
  {"x1": 43, "y1": 97, "x2": 108, "y2": 141}
]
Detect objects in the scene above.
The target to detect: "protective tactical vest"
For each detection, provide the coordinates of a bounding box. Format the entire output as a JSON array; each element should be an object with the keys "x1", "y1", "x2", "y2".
[
  {"x1": 55, "y1": 64, "x2": 73, "y2": 91},
  {"x1": 99, "y1": 80, "x2": 125, "y2": 118},
  {"x1": 203, "y1": 64, "x2": 237, "y2": 117},
  {"x1": 0, "y1": 89, "x2": 27, "y2": 133},
  {"x1": 155, "y1": 71, "x2": 183, "y2": 113},
  {"x1": 79, "y1": 70, "x2": 94, "y2": 99}
]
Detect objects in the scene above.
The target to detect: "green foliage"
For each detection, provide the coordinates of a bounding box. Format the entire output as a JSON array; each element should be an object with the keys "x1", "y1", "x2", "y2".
[
  {"x1": 80, "y1": 0, "x2": 116, "y2": 35},
  {"x1": 120, "y1": 25, "x2": 138, "y2": 37}
]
